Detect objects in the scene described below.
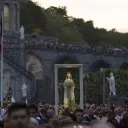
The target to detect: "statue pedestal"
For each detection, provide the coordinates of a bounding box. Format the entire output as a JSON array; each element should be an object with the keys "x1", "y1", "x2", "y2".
[{"x1": 108, "y1": 95, "x2": 118, "y2": 105}]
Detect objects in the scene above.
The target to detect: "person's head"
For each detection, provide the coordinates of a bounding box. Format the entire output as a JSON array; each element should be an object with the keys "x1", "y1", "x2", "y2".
[
  {"x1": 29, "y1": 117, "x2": 39, "y2": 128},
  {"x1": 75, "y1": 109, "x2": 84, "y2": 124},
  {"x1": 47, "y1": 109, "x2": 54, "y2": 118},
  {"x1": 41, "y1": 108, "x2": 47, "y2": 116},
  {"x1": 28, "y1": 104, "x2": 38, "y2": 118},
  {"x1": 60, "y1": 117, "x2": 74, "y2": 127},
  {"x1": 8, "y1": 102, "x2": 30, "y2": 128},
  {"x1": 50, "y1": 119, "x2": 60, "y2": 128},
  {"x1": 109, "y1": 112, "x2": 115, "y2": 119},
  {"x1": 88, "y1": 109, "x2": 94, "y2": 117},
  {"x1": 123, "y1": 111, "x2": 128, "y2": 119}
]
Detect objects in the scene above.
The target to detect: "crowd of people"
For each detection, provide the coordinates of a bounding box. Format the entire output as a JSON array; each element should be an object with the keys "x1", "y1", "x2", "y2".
[
  {"x1": 24, "y1": 34, "x2": 128, "y2": 57},
  {"x1": 1, "y1": 102, "x2": 128, "y2": 128},
  {"x1": 4, "y1": 34, "x2": 128, "y2": 56}
]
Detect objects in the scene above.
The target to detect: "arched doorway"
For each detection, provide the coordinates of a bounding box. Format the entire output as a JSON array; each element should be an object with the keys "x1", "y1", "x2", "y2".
[
  {"x1": 26, "y1": 54, "x2": 43, "y2": 100},
  {"x1": 120, "y1": 62, "x2": 128, "y2": 70},
  {"x1": 26, "y1": 54, "x2": 43, "y2": 79},
  {"x1": 90, "y1": 60, "x2": 110, "y2": 72}
]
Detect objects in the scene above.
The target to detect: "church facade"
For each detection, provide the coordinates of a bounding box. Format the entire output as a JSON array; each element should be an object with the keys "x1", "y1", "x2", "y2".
[{"x1": 0, "y1": 0, "x2": 36, "y2": 103}]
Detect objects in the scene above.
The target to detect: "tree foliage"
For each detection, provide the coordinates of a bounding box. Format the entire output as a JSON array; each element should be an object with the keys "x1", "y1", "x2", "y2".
[{"x1": 20, "y1": 0, "x2": 128, "y2": 47}]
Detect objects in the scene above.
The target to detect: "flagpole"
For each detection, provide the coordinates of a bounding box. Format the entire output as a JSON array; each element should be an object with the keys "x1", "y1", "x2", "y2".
[{"x1": 1, "y1": 11, "x2": 3, "y2": 107}]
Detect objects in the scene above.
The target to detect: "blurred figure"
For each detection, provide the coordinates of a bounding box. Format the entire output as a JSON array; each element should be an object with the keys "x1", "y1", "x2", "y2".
[
  {"x1": 87, "y1": 109, "x2": 96, "y2": 122},
  {"x1": 60, "y1": 117, "x2": 75, "y2": 128},
  {"x1": 47, "y1": 109, "x2": 55, "y2": 121},
  {"x1": 107, "y1": 112, "x2": 119, "y2": 128},
  {"x1": 114, "y1": 108, "x2": 122, "y2": 124},
  {"x1": 75, "y1": 109, "x2": 84, "y2": 124},
  {"x1": 91, "y1": 122, "x2": 114, "y2": 128},
  {"x1": 120, "y1": 111, "x2": 128, "y2": 128},
  {"x1": 37, "y1": 108, "x2": 47, "y2": 123},
  {"x1": 3, "y1": 114, "x2": 10, "y2": 128},
  {"x1": 50, "y1": 119, "x2": 60, "y2": 128},
  {"x1": 7, "y1": 102, "x2": 30, "y2": 128},
  {"x1": 28, "y1": 104, "x2": 38, "y2": 118},
  {"x1": 29, "y1": 117, "x2": 39, "y2": 128}
]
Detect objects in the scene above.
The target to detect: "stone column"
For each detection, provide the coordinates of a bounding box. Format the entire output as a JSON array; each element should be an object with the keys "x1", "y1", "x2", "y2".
[
  {"x1": 43, "y1": 60, "x2": 53, "y2": 91},
  {"x1": 20, "y1": 38, "x2": 26, "y2": 100},
  {"x1": 79, "y1": 66, "x2": 84, "y2": 109},
  {"x1": 54, "y1": 65, "x2": 58, "y2": 115},
  {"x1": 17, "y1": 2, "x2": 20, "y2": 31},
  {"x1": 10, "y1": 3, "x2": 13, "y2": 32},
  {"x1": 42, "y1": 60, "x2": 54, "y2": 103}
]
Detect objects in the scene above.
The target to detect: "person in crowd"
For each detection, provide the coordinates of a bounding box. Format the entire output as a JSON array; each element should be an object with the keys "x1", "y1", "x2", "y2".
[
  {"x1": 115, "y1": 108, "x2": 123, "y2": 124},
  {"x1": 107, "y1": 111, "x2": 119, "y2": 128},
  {"x1": 50, "y1": 119, "x2": 60, "y2": 128},
  {"x1": 87, "y1": 109, "x2": 97, "y2": 122},
  {"x1": 29, "y1": 117, "x2": 39, "y2": 128},
  {"x1": 2, "y1": 114, "x2": 10, "y2": 128},
  {"x1": 75, "y1": 109, "x2": 84, "y2": 125},
  {"x1": 47, "y1": 109, "x2": 55, "y2": 121},
  {"x1": 28, "y1": 104, "x2": 38, "y2": 118},
  {"x1": 60, "y1": 117, "x2": 75, "y2": 128},
  {"x1": 7, "y1": 102, "x2": 30, "y2": 128},
  {"x1": 37, "y1": 108, "x2": 48, "y2": 123},
  {"x1": 120, "y1": 111, "x2": 128, "y2": 128}
]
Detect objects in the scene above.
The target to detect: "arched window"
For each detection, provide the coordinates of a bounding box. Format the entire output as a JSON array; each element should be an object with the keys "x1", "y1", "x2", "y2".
[
  {"x1": 14, "y1": 4, "x2": 17, "y2": 31},
  {"x1": 26, "y1": 54, "x2": 43, "y2": 79},
  {"x1": 4, "y1": 4, "x2": 10, "y2": 31}
]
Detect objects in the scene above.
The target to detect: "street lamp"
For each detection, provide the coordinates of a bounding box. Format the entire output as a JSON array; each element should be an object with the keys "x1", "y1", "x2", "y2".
[{"x1": 100, "y1": 67, "x2": 105, "y2": 104}]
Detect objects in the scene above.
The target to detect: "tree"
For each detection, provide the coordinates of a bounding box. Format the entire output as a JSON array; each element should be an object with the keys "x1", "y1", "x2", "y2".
[{"x1": 20, "y1": 0, "x2": 128, "y2": 47}]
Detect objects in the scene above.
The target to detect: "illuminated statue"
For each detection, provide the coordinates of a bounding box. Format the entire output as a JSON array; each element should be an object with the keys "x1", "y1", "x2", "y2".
[
  {"x1": 63, "y1": 72, "x2": 75, "y2": 108},
  {"x1": 107, "y1": 72, "x2": 116, "y2": 96},
  {"x1": 20, "y1": 26, "x2": 24, "y2": 39},
  {"x1": 22, "y1": 83, "x2": 27, "y2": 97}
]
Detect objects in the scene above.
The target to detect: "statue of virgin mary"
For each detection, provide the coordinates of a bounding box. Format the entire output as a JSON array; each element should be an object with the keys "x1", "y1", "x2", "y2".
[{"x1": 63, "y1": 72, "x2": 75, "y2": 108}]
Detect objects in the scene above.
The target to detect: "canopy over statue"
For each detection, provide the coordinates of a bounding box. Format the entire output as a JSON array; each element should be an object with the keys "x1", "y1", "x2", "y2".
[
  {"x1": 107, "y1": 72, "x2": 116, "y2": 96},
  {"x1": 63, "y1": 72, "x2": 75, "y2": 108}
]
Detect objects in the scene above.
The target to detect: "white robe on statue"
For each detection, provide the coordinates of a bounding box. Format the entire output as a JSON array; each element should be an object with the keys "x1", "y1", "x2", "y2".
[
  {"x1": 63, "y1": 78, "x2": 75, "y2": 108},
  {"x1": 22, "y1": 84, "x2": 27, "y2": 97},
  {"x1": 107, "y1": 73, "x2": 116, "y2": 95}
]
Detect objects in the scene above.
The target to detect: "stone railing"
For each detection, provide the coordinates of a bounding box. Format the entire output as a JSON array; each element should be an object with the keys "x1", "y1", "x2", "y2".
[
  {"x1": 25, "y1": 41, "x2": 128, "y2": 57},
  {"x1": 2, "y1": 33, "x2": 128, "y2": 57}
]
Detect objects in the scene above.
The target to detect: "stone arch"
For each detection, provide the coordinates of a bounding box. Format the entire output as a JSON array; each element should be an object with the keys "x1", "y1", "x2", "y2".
[
  {"x1": 13, "y1": 3, "x2": 17, "y2": 31},
  {"x1": 90, "y1": 60, "x2": 110, "y2": 72},
  {"x1": 4, "y1": 3, "x2": 10, "y2": 31},
  {"x1": 26, "y1": 54, "x2": 43, "y2": 79},
  {"x1": 120, "y1": 62, "x2": 128, "y2": 70}
]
